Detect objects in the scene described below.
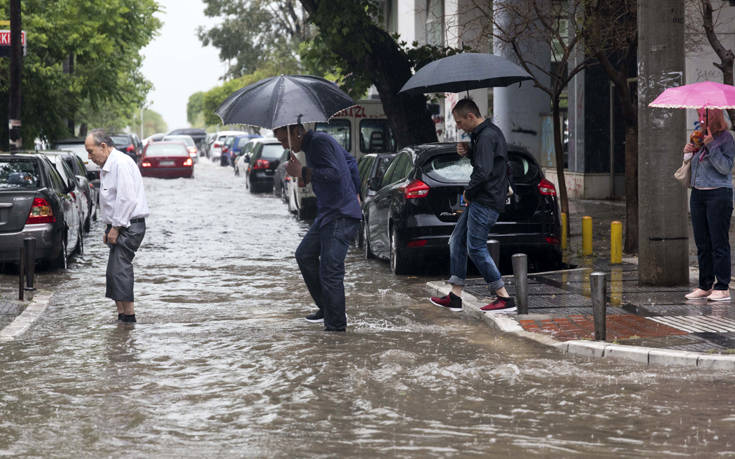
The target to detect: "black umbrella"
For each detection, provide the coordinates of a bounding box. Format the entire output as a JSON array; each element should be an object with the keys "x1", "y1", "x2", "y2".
[
  {"x1": 398, "y1": 53, "x2": 533, "y2": 95},
  {"x1": 216, "y1": 74, "x2": 355, "y2": 129}
]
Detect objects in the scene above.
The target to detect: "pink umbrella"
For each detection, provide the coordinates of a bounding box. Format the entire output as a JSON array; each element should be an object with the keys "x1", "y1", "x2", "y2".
[{"x1": 649, "y1": 81, "x2": 735, "y2": 109}]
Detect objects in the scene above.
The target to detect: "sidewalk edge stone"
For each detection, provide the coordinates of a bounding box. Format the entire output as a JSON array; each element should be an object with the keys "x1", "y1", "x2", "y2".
[{"x1": 0, "y1": 290, "x2": 52, "y2": 342}]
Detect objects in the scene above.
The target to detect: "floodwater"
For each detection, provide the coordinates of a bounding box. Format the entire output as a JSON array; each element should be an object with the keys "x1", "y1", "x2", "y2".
[{"x1": 0, "y1": 159, "x2": 733, "y2": 457}]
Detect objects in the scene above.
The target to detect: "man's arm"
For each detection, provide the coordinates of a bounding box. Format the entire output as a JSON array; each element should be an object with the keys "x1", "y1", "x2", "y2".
[
  {"x1": 110, "y1": 162, "x2": 139, "y2": 228},
  {"x1": 302, "y1": 136, "x2": 342, "y2": 184},
  {"x1": 343, "y1": 148, "x2": 361, "y2": 194},
  {"x1": 464, "y1": 134, "x2": 497, "y2": 200}
]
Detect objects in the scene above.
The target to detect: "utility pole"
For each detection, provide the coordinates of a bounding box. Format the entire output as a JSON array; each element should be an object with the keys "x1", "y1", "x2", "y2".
[
  {"x1": 8, "y1": 0, "x2": 22, "y2": 151},
  {"x1": 637, "y1": 0, "x2": 687, "y2": 285}
]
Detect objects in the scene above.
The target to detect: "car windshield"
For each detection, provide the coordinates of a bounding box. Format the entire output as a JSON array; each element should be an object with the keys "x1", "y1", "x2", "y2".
[
  {"x1": 423, "y1": 154, "x2": 473, "y2": 182},
  {"x1": 261, "y1": 144, "x2": 285, "y2": 160},
  {"x1": 0, "y1": 158, "x2": 40, "y2": 189},
  {"x1": 111, "y1": 136, "x2": 132, "y2": 147},
  {"x1": 315, "y1": 119, "x2": 351, "y2": 152},
  {"x1": 145, "y1": 144, "x2": 189, "y2": 157},
  {"x1": 164, "y1": 136, "x2": 195, "y2": 147},
  {"x1": 360, "y1": 119, "x2": 395, "y2": 153}
]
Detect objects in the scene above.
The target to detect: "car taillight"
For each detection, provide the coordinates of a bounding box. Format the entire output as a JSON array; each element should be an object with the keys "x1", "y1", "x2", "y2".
[
  {"x1": 253, "y1": 159, "x2": 270, "y2": 170},
  {"x1": 407, "y1": 239, "x2": 427, "y2": 248},
  {"x1": 26, "y1": 197, "x2": 55, "y2": 224},
  {"x1": 223, "y1": 147, "x2": 229, "y2": 153},
  {"x1": 404, "y1": 179, "x2": 430, "y2": 199},
  {"x1": 538, "y1": 178, "x2": 557, "y2": 196},
  {"x1": 70, "y1": 191, "x2": 76, "y2": 200},
  {"x1": 214, "y1": 143, "x2": 220, "y2": 148},
  {"x1": 89, "y1": 183, "x2": 94, "y2": 189},
  {"x1": 141, "y1": 161, "x2": 152, "y2": 168},
  {"x1": 285, "y1": 176, "x2": 291, "y2": 182},
  {"x1": 546, "y1": 236, "x2": 560, "y2": 245},
  {"x1": 183, "y1": 157, "x2": 193, "y2": 166},
  {"x1": 126, "y1": 145, "x2": 135, "y2": 152}
]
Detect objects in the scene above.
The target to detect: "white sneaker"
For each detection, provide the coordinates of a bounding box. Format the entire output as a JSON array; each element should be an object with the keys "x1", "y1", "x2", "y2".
[{"x1": 706, "y1": 290, "x2": 731, "y2": 302}]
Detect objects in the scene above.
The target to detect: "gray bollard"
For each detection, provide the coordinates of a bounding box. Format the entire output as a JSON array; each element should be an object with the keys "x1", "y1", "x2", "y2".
[
  {"x1": 18, "y1": 247, "x2": 24, "y2": 301},
  {"x1": 590, "y1": 272, "x2": 607, "y2": 341},
  {"x1": 24, "y1": 238, "x2": 36, "y2": 291},
  {"x1": 488, "y1": 239, "x2": 500, "y2": 267},
  {"x1": 512, "y1": 253, "x2": 528, "y2": 314}
]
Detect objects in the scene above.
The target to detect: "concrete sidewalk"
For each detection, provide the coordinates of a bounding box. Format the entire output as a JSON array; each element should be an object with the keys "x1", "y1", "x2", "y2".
[{"x1": 427, "y1": 199, "x2": 735, "y2": 369}]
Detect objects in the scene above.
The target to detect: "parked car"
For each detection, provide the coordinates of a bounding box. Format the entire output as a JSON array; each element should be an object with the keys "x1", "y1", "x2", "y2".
[
  {"x1": 43, "y1": 152, "x2": 88, "y2": 244},
  {"x1": 211, "y1": 130, "x2": 248, "y2": 161},
  {"x1": 111, "y1": 133, "x2": 142, "y2": 163},
  {"x1": 272, "y1": 149, "x2": 292, "y2": 199},
  {"x1": 0, "y1": 152, "x2": 82, "y2": 268},
  {"x1": 51, "y1": 137, "x2": 100, "y2": 185},
  {"x1": 143, "y1": 133, "x2": 166, "y2": 146},
  {"x1": 284, "y1": 150, "x2": 317, "y2": 219},
  {"x1": 362, "y1": 143, "x2": 562, "y2": 275},
  {"x1": 244, "y1": 138, "x2": 285, "y2": 193},
  {"x1": 163, "y1": 134, "x2": 198, "y2": 163},
  {"x1": 42, "y1": 150, "x2": 97, "y2": 232},
  {"x1": 234, "y1": 137, "x2": 258, "y2": 177},
  {"x1": 357, "y1": 153, "x2": 396, "y2": 202},
  {"x1": 140, "y1": 141, "x2": 195, "y2": 179},
  {"x1": 230, "y1": 134, "x2": 262, "y2": 174},
  {"x1": 167, "y1": 128, "x2": 207, "y2": 155}
]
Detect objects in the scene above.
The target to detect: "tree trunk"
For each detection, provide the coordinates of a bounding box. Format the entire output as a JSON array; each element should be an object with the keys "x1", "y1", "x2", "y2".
[
  {"x1": 624, "y1": 124, "x2": 638, "y2": 252},
  {"x1": 551, "y1": 98, "x2": 569, "y2": 221},
  {"x1": 300, "y1": 0, "x2": 437, "y2": 147},
  {"x1": 701, "y1": 0, "x2": 735, "y2": 128}
]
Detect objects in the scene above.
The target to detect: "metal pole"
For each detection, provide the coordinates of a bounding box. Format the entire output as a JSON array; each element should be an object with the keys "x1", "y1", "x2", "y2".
[
  {"x1": 18, "y1": 247, "x2": 24, "y2": 301},
  {"x1": 24, "y1": 237, "x2": 35, "y2": 291},
  {"x1": 590, "y1": 272, "x2": 607, "y2": 340},
  {"x1": 512, "y1": 253, "x2": 528, "y2": 314},
  {"x1": 488, "y1": 239, "x2": 500, "y2": 267}
]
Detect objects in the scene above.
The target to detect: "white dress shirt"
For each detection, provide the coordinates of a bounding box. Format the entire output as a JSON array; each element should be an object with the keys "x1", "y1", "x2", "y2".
[{"x1": 100, "y1": 149, "x2": 150, "y2": 228}]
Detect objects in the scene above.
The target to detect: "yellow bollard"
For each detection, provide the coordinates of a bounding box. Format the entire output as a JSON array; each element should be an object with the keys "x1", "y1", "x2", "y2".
[
  {"x1": 582, "y1": 216, "x2": 593, "y2": 256},
  {"x1": 560, "y1": 212, "x2": 568, "y2": 250},
  {"x1": 610, "y1": 220, "x2": 622, "y2": 264}
]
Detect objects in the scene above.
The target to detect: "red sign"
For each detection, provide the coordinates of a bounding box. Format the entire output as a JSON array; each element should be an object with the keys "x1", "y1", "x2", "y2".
[{"x1": 0, "y1": 30, "x2": 25, "y2": 46}]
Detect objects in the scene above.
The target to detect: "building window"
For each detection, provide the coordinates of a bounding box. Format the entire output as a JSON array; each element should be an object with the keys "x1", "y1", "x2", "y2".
[{"x1": 426, "y1": 0, "x2": 444, "y2": 46}]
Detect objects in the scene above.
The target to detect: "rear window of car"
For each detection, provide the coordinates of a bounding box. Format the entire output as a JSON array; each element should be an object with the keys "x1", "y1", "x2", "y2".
[
  {"x1": 423, "y1": 154, "x2": 472, "y2": 182},
  {"x1": 261, "y1": 144, "x2": 285, "y2": 160},
  {"x1": 111, "y1": 136, "x2": 132, "y2": 147},
  {"x1": 145, "y1": 144, "x2": 189, "y2": 157},
  {"x1": 508, "y1": 153, "x2": 540, "y2": 181},
  {"x1": 0, "y1": 158, "x2": 40, "y2": 189},
  {"x1": 164, "y1": 136, "x2": 195, "y2": 147},
  {"x1": 315, "y1": 119, "x2": 351, "y2": 152}
]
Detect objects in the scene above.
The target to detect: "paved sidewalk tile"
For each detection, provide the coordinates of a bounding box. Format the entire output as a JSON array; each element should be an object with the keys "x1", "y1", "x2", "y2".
[{"x1": 518, "y1": 314, "x2": 688, "y2": 341}]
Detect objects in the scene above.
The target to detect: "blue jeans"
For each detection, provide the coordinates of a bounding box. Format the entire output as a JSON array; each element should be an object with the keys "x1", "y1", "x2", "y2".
[
  {"x1": 448, "y1": 201, "x2": 504, "y2": 291},
  {"x1": 690, "y1": 188, "x2": 733, "y2": 290},
  {"x1": 295, "y1": 217, "x2": 360, "y2": 329}
]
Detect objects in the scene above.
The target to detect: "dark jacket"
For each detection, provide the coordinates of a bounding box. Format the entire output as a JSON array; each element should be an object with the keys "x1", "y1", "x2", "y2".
[
  {"x1": 301, "y1": 130, "x2": 362, "y2": 227},
  {"x1": 464, "y1": 119, "x2": 509, "y2": 212}
]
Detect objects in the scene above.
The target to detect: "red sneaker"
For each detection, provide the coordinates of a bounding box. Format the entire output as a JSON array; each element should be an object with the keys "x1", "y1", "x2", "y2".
[
  {"x1": 480, "y1": 296, "x2": 516, "y2": 313},
  {"x1": 429, "y1": 292, "x2": 462, "y2": 312}
]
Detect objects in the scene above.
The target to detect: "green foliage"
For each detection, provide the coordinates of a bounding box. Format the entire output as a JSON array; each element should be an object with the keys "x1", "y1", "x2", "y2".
[
  {"x1": 187, "y1": 92, "x2": 206, "y2": 126},
  {"x1": 130, "y1": 108, "x2": 168, "y2": 138},
  {"x1": 0, "y1": 0, "x2": 160, "y2": 146}
]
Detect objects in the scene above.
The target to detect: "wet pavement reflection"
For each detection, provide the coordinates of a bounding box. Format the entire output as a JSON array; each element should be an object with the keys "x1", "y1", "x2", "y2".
[{"x1": 1, "y1": 160, "x2": 734, "y2": 457}]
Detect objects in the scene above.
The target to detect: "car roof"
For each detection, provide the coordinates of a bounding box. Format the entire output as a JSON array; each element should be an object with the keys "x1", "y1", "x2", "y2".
[
  {"x1": 168, "y1": 128, "x2": 206, "y2": 135},
  {"x1": 0, "y1": 151, "x2": 47, "y2": 158},
  {"x1": 247, "y1": 137, "x2": 279, "y2": 144},
  {"x1": 52, "y1": 138, "x2": 85, "y2": 145}
]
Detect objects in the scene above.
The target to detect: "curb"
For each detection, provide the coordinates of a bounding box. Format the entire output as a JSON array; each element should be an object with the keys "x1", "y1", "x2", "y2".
[
  {"x1": 0, "y1": 290, "x2": 52, "y2": 342},
  {"x1": 426, "y1": 281, "x2": 735, "y2": 370}
]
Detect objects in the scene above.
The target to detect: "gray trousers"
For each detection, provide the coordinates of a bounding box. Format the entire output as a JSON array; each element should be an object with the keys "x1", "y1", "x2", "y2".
[{"x1": 105, "y1": 222, "x2": 146, "y2": 302}]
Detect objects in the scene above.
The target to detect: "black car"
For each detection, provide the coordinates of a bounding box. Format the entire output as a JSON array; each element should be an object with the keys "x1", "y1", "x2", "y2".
[
  {"x1": 357, "y1": 153, "x2": 396, "y2": 202},
  {"x1": 43, "y1": 151, "x2": 97, "y2": 232},
  {"x1": 111, "y1": 133, "x2": 142, "y2": 163},
  {"x1": 168, "y1": 128, "x2": 207, "y2": 155},
  {"x1": 272, "y1": 148, "x2": 292, "y2": 200},
  {"x1": 0, "y1": 153, "x2": 82, "y2": 268},
  {"x1": 244, "y1": 139, "x2": 286, "y2": 193},
  {"x1": 362, "y1": 143, "x2": 562, "y2": 274}
]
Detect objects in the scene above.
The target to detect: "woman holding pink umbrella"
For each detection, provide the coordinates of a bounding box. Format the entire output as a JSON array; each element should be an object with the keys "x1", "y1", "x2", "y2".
[{"x1": 683, "y1": 108, "x2": 735, "y2": 301}]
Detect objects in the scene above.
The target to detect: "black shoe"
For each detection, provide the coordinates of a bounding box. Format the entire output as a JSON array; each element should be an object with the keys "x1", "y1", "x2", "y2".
[
  {"x1": 122, "y1": 314, "x2": 137, "y2": 323},
  {"x1": 429, "y1": 292, "x2": 462, "y2": 312},
  {"x1": 305, "y1": 310, "x2": 324, "y2": 323},
  {"x1": 324, "y1": 327, "x2": 346, "y2": 332},
  {"x1": 117, "y1": 313, "x2": 124, "y2": 321}
]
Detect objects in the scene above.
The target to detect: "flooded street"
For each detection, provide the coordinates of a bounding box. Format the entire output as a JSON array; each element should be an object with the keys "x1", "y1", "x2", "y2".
[{"x1": 1, "y1": 159, "x2": 734, "y2": 457}]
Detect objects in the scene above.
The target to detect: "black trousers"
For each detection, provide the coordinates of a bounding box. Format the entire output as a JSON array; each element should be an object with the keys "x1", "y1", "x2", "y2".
[
  {"x1": 105, "y1": 222, "x2": 146, "y2": 301},
  {"x1": 690, "y1": 188, "x2": 733, "y2": 291}
]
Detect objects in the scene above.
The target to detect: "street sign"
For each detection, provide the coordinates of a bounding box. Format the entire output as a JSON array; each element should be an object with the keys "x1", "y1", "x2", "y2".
[{"x1": 0, "y1": 30, "x2": 26, "y2": 57}]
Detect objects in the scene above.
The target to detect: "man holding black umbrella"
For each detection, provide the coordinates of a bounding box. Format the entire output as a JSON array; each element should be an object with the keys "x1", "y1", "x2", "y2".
[
  {"x1": 277, "y1": 124, "x2": 361, "y2": 332},
  {"x1": 430, "y1": 99, "x2": 516, "y2": 313}
]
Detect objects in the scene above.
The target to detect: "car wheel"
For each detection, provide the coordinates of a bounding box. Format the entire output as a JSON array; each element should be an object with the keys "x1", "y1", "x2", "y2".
[
  {"x1": 390, "y1": 225, "x2": 411, "y2": 275},
  {"x1": 53, "y1": 237, "x2": 68, "y2": 270},
  {"x1": 363, "y1": 218, "x2": 375, "y2": 260},
  {"x1": 84, "y1": 214, "x2": 91, "y2": 233}
]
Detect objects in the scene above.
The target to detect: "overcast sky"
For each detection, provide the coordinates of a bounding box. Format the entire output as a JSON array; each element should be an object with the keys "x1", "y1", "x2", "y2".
[{"x1": 140, "y1": 0, "x2": 227, "y2": 131}]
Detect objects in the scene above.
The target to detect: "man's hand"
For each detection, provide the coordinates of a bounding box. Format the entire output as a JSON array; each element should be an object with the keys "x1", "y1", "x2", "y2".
[
  {"x1": 285, "y1": 152, "x2": 303, "y2": 178},
  {"x1": 462, "y1": 190, "x2": 469, "y2": 205},
  {"x1": 357, "y1": 193, "x2": 361, "y2": 206},
  {"x1": 107, "y1": 227, "x2": 119, "y2": 245},
  {"x1": 457, "y1": 142, "x2": 469, "y2": 157}
]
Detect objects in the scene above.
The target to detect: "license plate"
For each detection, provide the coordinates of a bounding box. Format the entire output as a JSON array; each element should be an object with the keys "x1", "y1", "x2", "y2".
[{"x1": 160, "y1": 160, "x2": 175, "y2": 166}]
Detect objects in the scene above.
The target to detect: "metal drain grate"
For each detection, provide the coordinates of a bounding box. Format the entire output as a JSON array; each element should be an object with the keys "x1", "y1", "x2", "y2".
[{"x1": 648, "y1": 315, "x2": 735, "y2": 333}]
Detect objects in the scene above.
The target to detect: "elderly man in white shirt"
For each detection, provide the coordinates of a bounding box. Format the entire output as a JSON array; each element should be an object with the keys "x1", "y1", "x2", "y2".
[{"x1": 85, "y1": 129, "x2": 149, "y2": 323}]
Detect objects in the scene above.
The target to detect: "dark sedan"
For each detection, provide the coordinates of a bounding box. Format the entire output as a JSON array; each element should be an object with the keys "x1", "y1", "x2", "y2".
[
  {"x1": 245, "y1": 139, "x2": 285, "y2": 193},
  {"x1": 0, "y1": 153, "x2": 82, "y2": 268},
  {"x1": 140, "y1": 142, "x2": 194, "y2": 179},
  {"x1": 111, "y1": 133, "x2": 143, "y2": 163},
  {"x1": 362, "y1": 143, "x2": 562, "y2": 274}
]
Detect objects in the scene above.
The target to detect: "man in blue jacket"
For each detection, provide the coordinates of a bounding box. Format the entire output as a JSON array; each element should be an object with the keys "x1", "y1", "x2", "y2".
[
  {"x1": 430, "y1": 99, "x2": 516, "y2": 313},
  {"x1": 278, "y1": 124, "x2": 361, "y2": 332}
]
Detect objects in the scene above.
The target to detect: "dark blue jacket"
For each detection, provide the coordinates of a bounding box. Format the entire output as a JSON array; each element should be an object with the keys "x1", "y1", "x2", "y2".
[
  {"x1": 302, "y1": 130, "x2": 361, "y2": 227},
  {"x1": 465, "y1": 119, "x2": 509, "y2": 212}
]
